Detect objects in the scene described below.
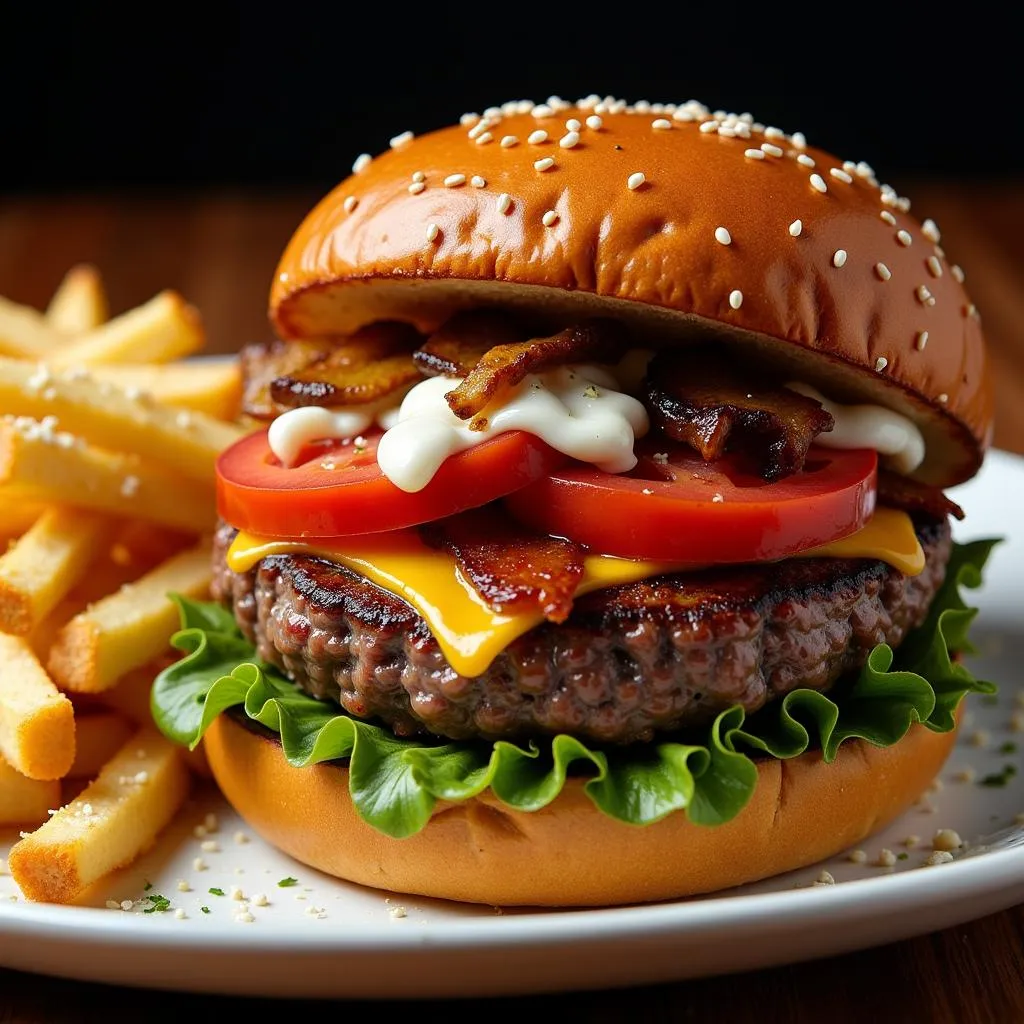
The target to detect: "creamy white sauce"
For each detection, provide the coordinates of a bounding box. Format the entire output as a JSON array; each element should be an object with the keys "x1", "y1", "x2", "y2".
[
  {"x1": 787, "y1": 382, "x2": 925, "y2": 474},
  {"x1": 268, "y1": 393, "x2": 404, "y2": 467},
  {"x1": 376, "y1": 365, "x2": 650, "y2": 492}
]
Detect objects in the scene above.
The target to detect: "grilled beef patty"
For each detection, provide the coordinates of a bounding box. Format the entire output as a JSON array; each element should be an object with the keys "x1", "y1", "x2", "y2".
[{"x1": 211, "y1": 518, "x2": 951, "y2": 745}]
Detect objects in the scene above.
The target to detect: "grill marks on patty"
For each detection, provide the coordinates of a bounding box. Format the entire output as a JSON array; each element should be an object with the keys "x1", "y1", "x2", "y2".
[{"x1": 211, "y1": 518, "x2": 951, "y2": 746}]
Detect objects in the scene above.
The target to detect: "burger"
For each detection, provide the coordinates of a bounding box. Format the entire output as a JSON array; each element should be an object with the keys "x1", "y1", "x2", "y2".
[{"x1": 153, "y1": 96, "x2": 997, "y2": 907}]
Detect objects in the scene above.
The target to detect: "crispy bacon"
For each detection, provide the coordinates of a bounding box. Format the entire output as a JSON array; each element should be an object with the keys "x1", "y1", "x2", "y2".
[
  {"x1": 443, "y1": 319, "x2": 629, "y2": 423},
  {"x1": 413, "y1": 311, "x2": 527, "y2": 377},
  {"x1": 241, "y1": 338, "x2": 333, "y2": 420},
  {"x1": 878, "y1": 470, "x2": 965, "y2": 521},
  {"x1": 421, "y1": 508, "x2": 584, "y2": 623},
  {"x1": 643, "y1": 350, "x2": 834, "y2": 480}
]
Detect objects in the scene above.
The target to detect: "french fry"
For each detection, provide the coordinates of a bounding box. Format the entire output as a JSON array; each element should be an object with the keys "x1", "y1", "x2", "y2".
[
  {"x1": 48, "y1": 543, "x2": 211, "y2": 694},
  {"x1": 0, "y1": 500, "x2": 43, "y2": 537},
  {"x1": 0, "y1": 421, "x2": 216, "y2": 533},
  {"x1": 0, "y1": 755, "x2": 60, "y2": 826},
  {"x1": 0, "y1": 506, "x2": 116, "y2": 635},
  {"x1": 0, "y1": 296, "x2": 63, "y2": 360},
  {"x1": 67, "y1": 711, "x2": 134, "y2": 779},
  {"x1": 45, "y1": 265, "x2": 108, "y2": 333},
  {"x1": 87, "y1": 359, "x2": 242, "y2": 420},
  {"x1": 0, "y1": 634, "x2": 75, "y2": 780},
  {"x1": 0, "y1": 356, "x2": 244, "y2": 481},
  {"x1": 47, "y1": 291, "x2": 204, "y2": 369},
  {"x1": 7, "y1": 726, "x2": 190, "y2": 903}
]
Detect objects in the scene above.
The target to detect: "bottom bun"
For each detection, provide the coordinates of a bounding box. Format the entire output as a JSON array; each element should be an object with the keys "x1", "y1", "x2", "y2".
[{"x1": 203, "y1": 714, "x2": 957, "y2": 907}]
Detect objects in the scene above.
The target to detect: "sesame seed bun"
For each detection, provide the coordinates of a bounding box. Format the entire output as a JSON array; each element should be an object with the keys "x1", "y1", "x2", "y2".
[
  {"x1": 270, "y1": 100, "x2": 992, "y2": 487},
  {"x1": 203, "y1": 711, "x2": 956, "y2": 907}
]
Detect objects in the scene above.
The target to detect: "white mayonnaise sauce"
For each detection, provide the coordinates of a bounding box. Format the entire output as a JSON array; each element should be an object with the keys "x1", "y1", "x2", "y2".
[
  {"x1": 268, "y1": 393, "x2": 404, "y2": 468},
  {"x1": 787, "y1": 382, "x2": 925, "y2": 474},
  {"x1": 376, "y1": 365, "x2": 650, "y2": 492}
]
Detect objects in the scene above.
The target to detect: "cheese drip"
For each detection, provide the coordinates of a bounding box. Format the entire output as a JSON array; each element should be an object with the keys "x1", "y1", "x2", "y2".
[{"x1": 226, "y1": 508, "x2": 923, "y2": 678}]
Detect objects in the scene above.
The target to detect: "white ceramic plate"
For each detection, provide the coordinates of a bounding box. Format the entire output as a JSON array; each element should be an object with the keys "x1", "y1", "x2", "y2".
[{"x1": 1, "y1": 449, "x2": 1022, "y2": 999}]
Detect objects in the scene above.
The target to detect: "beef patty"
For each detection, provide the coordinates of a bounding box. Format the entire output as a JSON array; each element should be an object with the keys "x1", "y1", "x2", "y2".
[{"x1": 211, "y1": 518, "x2": 951, "y2": 746}]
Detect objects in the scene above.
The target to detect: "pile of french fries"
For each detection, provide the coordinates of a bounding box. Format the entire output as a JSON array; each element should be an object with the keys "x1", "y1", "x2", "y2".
[{"x1": 0, "y1": 266, "x2": 243, "y2": 904}]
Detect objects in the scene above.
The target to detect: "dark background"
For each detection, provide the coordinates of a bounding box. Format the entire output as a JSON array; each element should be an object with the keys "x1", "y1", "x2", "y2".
[{"x1": 1, "y1": 6, "x2": 1021, "y2": 196}]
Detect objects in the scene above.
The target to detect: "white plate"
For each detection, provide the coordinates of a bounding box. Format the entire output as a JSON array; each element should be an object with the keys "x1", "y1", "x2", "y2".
[{"x1": 2, "y1": 450, "x2": 1023, "y2": 999}]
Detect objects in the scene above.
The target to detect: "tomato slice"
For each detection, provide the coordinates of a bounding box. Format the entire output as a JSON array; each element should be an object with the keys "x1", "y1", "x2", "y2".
[
  {"x1": 217, "y1": 429, "x2": 567, "y2": 538},
  {"x1": 503, "y1": 444, "x2": 878, "y2": 562}
]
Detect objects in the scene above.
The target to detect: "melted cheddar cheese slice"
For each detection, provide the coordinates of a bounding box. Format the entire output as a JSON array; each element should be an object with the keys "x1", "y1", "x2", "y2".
[{"x1": 227, "y1": 507, "x2": 923, "y2": 678}]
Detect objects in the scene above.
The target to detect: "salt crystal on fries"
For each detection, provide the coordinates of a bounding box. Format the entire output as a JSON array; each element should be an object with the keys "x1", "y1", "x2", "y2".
[
  {"x1": 0, "y1": 754, "x2": 60, "y2": 826},
  {"x1": 0, "y1": 506, "x2": 115, "y2": 635},
  {"x1": 45, "y1": 264, "x2": 108, "y2": 334},
  {"x1": 0, "y1": 419, "x2": 216, "y2": 533},
  {"x1": 48, "y1": 542, "x2": 212, "y2": 694},
  {"x1": 0, "y1": 633, "x2": 75, "y2": 780},
  {"x1": 47, "y1": 291, "x2": 204, "y2": 370},
  {"x1": 86, "y1": 360, "x2": 242, "y2": 421},
  {"x1": 0, "y1": 355, "x2": 244, "y2": 481},
  {"x1": 67, "y1": 711, "x2": 134, "y2": 779},
  {"x1": 7, "y1": 726, "x2": 190, "y2": 904}
]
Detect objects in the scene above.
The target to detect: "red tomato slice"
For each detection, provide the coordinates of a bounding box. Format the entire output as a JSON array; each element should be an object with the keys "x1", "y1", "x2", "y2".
[
  {"x1": 217, "y1": 429, "x2": 567, "y2": 538},
  {"x1": 503, "y1": 444, "x2": 878, "y2": 562}
]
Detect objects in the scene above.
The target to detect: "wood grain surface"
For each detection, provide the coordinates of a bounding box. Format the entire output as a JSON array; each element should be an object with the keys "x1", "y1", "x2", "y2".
[{"x1": 0, "y1": 185, "x2": 1022, "y2": 1022}]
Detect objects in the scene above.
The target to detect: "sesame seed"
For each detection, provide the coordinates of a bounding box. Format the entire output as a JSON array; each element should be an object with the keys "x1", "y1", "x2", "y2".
[
  {"x1": 559, "y1": 131, "x2": 580, "y2": 149},
  {"x1": 389, "y1": 131, "x2": 413, "y2": 149},
  {"x1": 352, "y1": 153, "x2": 371, "y2": 174},
  {"x1": 938, "y1": 393, "x2": 949, "y2": 404},
  {"x1": 927, "y1": 255, "x2": 943, "y2": 278},
  {"x1": 627, "y1": 172, "x2": 646, "y2": 190},
  {"x1": 534, "y1": 157, "x2": 555, "y2": 172},
  {"x1": 411, "y1": 171, "x2": 425, "y2": 183},
  {"x1": 848, "y1": 849, "x2": 868, "y2": 864},
  {"x1": 815, "y1": 870, "x2": 835, "y2": 885},
  {"x1": 797, "y1": 153, "x2": 815, "y2": 168},
  {"x1": 475, "y1": 132, "x2": 493, "y2": 145},
  {"x1": 744, "y1": 148, "x2": 766, "y2": 160},
  {"x1": 896, "y1": 229, "x2": 913, "y2": 247},
  {"x1": 875, "y1": 356, "x2": 888, "y2": 372},
  {"x1": 527, "y1": 130, "x2": 548, "y2": 144},
  {"x1": 532, "y1": 104, "x2": 554, "y2": 118},
  {"x1": 728, "y1": 290, "x2": 743, "y2": 310},
  {"x1": 230, "y1": 886, "x2": 245, "y2": 901},
  {"x1": 876, "y1": 849, "x2": 897, "y2": 867},
  {"x1": 459, "y1": 113, "x2": 478, "y2": 126},
  {"x1": 121, "y1": 899, "x2": 134, "y2": 911},
  {"x1": 443, "y1": 173, "x2": 466, "y2": 188},
  {"x1": 809, "y1": 173, "x2": 827, "y2": 193},
  {"x1": 714, "y1": 226, "x2": 732, "y2": 245},
  {"x1": 177, "y1": 880, "x2": 191, "y2": 892},
  {"x1": 829, "y1": 167, "x2": 853, "y2": 184},
  {"x1": 789, "y1": 219, "x2": 803, "y2": 237},
  {"x1": 542, "y1": 210, "x2": 559, "y2": 227},
  {"x1": 921, "y1": 218, "x2": 941, "y2": 243},
  {"x1": 470, "y1": 175, "x2": 486, "y2": 188},
  {"x1": 105, "y1": 899, "x2": 120, "y2": 910},
  {"x1": 585, "y1": 115, "x2": 603, "y2": 130},
  {"x1": 408, "y1": 182, "x2": 425, "y2": 195},
  {"x1": 467, "y1": 121, "x2": 489, "y2": 139},
  {"x1": 343, "y1": 196, "x2": 358, "y2": 214},
  {"x1": 925, "y1": 851, "x2": 954, "y2": 866},
  {"x1": 500, "y1": 135, "x2": 518, "y2": 148},
  {"x1": 389, "y1": 906, "x2": 408, "y2": 920},
  {"x1": 951, "y1": 264, "x2": 965, "y2": 283},
  {"x1": 200, "y1": 839, "x2": 219, "y2": 853},
  {"x1": 712, "y1": 493, "x2": 725, "y2": 503},
  {"x1": 915, "y1": 330, "x2": 929, "y2": 351},
  {"x1": 120, "y1": 475, "x2": 140, "y2": 498},
  {"x1": 932, "y1": 829, "x2": 962, "y2": 852},
  {"x1": 426, "y1": 223, "x2": 440, "y2": 243},
  {"x1": 652, "y1": 118, "x2": 672, "y2": 131},
  {"x1": 565, "y1": 118, "x2": 581, "y2": 131},
  {"x1": 236, "y1": 911, "x2": 255, "y2": 923},
  {"x1": 764, "y1": 126, "x2": 784, "y2": 140},
  {"x1": 880, "y1": 210, "x2": 897, "y2": 225},
  {"x1": 174, "y1": 908, "x2": 186, "y2": 920},
  {"x1": 916, "y1": 285, "x2": 933, "y2": 304},
  {"x1": 902, "y1": 834, "x2": 921, "y2": 848},
  {"x1": 699, "y1": 120, "x2": 718, "y2": 134},
  {"x1": 875, "y1": 262, "x2": 892, "y2": 281},
  {"x1": 761, "y1": 143, "x2": 783, "y2": 157},
  {"x1": 193, "y1": 857, "x2": 207, "y2": 871},
  {"x1": 833, "y1": 249, "x2": 848, "y2": 268},
  {"x1": 496, "y1": 193, "x2": 512, "y2": 215}
]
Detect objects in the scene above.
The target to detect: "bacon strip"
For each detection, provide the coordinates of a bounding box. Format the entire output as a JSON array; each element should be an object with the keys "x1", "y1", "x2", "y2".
[
  {"x1": 643, "y1": 350, "x2": 834, "y2": 480},
  {"x1": 878, "y1": 470, "x2": 965, "y2": 521},
  {"x1": 413, "y1": 311, "x2": 526, "y2": 378},
  {"x1": 241, "y1": 338, "x2": 332, "y2": 420},
  {"x1": 421, "y1": 509, "x2": 584, "y2": 623},
  {"x1": 443, "y1": 319, "x2": 629, "y2": 422}
]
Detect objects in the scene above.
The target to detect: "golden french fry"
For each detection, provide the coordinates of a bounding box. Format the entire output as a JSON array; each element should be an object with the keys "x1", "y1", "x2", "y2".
[
  {"x1": 0, "y1": 296, "x2": 63, "y2": 359},
  {"x1": 0, "y1": 754, "x2": 61, "y2": 826},
  {"x1": 0, "y1": 356, "x2": 244, "y2": 481},
  {"x1": 7, "y1": 726, "x2": 190, "y2": 903},
  {"x1": 0, "y1": 506, "x2": 116, "y2": 635},
  {"x1": 0, "y1": 420, "x2": 216, "y2": 533},
  {"x1": 47, "y1": 291, "x2": 204, "y2": 369},
  {"x1": 45, "y1": 265, "x2": 108, "y2": 333},
  {"x1": 67, "y1": 711, "x2": 135, "y2": 779},
  {"x1": 48, "y1": 543, "x2": 211, "y2": 694},
  {"x1": 87, "y1": 360, "x2": 242, "y2": 420},
  {"x1": 0, "y1": 500, "x2": 43, "y2": 538},
  {"x1": 0, "y1": 633, "x2": 75, "y2": 780}
]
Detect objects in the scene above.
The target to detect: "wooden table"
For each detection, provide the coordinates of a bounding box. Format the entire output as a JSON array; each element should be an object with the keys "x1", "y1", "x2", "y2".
[{"x1": 1, "y1": 186, "x2": 1022, "y2": 1021}]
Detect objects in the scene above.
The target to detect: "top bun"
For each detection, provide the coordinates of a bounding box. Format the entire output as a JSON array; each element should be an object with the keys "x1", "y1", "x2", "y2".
[{"x1": 271, "y1": 97, "x2": 992, "y2": 487}]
